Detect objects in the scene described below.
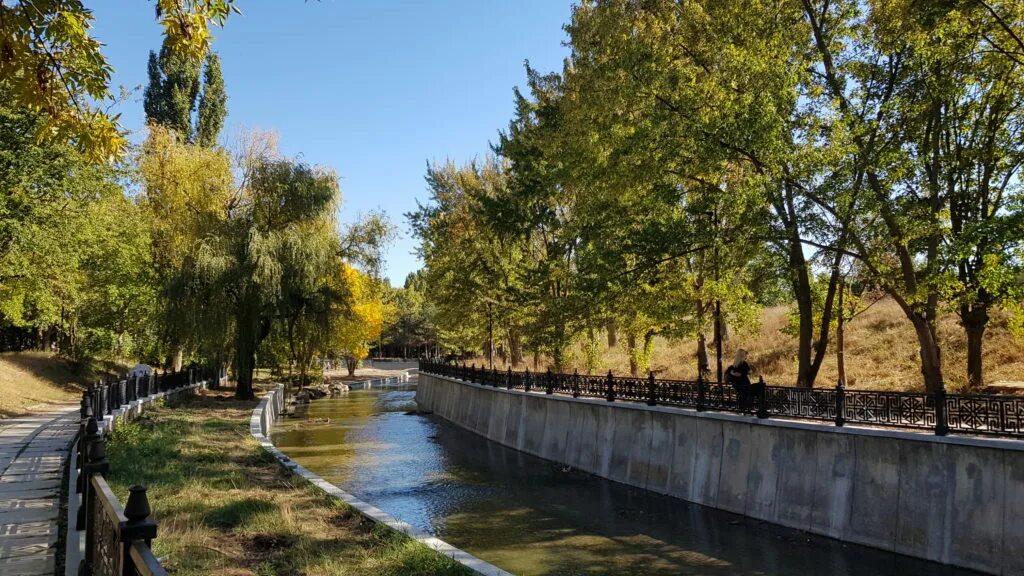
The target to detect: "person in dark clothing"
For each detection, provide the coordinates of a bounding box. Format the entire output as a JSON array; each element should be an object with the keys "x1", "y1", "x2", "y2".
[{"x1": 726, "y1": 349, "x2": 758, "y2": 411}]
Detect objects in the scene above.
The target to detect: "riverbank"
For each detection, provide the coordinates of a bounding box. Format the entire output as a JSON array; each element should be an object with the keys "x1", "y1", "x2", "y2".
[{"x1": 104, "y1": 387, "x2": 471, "y2": 576}]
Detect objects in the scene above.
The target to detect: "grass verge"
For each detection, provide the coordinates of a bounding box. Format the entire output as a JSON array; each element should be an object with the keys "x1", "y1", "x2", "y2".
[{"x1": 104, "y1": 388, "x2": 472, "y2": 576}]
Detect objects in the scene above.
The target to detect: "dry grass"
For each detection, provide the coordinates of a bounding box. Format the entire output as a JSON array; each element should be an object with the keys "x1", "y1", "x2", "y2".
[
  {"x1": 474, "y1": 299, "x2": 1024, "y2": 393},
  {"x1": 104, "y1": 389, "x2": 471, "y2": 576},
  {"x1": 0, "y1": 351, "x2": 131, "y2": 418}
]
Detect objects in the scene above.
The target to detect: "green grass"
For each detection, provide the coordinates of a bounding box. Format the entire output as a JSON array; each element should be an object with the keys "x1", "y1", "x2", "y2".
[{"x1": 104, "y1": 389, "x2": 473, "y2": 576}]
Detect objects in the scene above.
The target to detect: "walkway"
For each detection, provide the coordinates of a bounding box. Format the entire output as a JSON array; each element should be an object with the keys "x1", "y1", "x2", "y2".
[{"x1": 0, "y1": 406, "x2": 79, "y2": 576}]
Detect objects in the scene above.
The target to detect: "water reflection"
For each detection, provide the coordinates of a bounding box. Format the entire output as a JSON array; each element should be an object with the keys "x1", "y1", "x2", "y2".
[{"x1": 271, "y1": 382, "x2": 980, "y2": 576}]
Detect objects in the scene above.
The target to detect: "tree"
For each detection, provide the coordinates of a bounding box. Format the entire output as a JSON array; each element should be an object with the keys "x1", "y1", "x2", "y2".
[
  {"x1": 196, "y1": 53, "x2": 227, "y2": 147},
  {"x1": 801, "y1": 0, "x2": 1024, "y2": 391},
  {"x1": 0, "y1": 0, "x2": 239, "y2": 161},
  {"x1": 0, "y1": 96, "x2": 156, "y2": 359},
  {"x1": 144, "y1": 41, "x2": 228, "y2": 146},
  {"x1": 333, "y1": 264, "x2": 385, "y2": 376}
]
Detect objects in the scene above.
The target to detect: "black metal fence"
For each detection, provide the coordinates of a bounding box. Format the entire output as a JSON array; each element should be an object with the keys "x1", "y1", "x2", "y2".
[
  {"x1": 419, "y1": 360, "x2": 1024, "y2": 439},
  {"x1": 74, "y1": 366, "x2": 223, "y2": 575},
  {"x1": 85, "y1": 366, "x2": 223, "y2": 420}
]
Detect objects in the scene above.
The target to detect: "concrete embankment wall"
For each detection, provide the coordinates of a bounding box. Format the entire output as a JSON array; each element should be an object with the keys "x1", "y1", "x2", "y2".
[{"x1": 417, "y1": 373, "x2": 1024, "y2": 576}]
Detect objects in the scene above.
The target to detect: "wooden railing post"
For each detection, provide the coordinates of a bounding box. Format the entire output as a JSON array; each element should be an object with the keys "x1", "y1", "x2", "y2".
[
  {"x1": 76, "y1": 393, "x2": 93, "y2": 494},
  {"x1": 77, "y1": 417, "x2": 101, "y2": 527},
  {"x1": 81, "y1": 425, "x2": 109, "y2": 575},
  {"x1": 121, "y1": 486, "x2": 159, "y2": 576}
]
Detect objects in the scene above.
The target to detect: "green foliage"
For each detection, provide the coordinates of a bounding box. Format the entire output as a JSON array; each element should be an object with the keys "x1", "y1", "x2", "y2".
[
  {"x1": 0, "y1": 0, "x2": 239, "y2": 161},
  {"x1": 410, "y1": 0, "x2": 1024, "y2": 391},
  {"x1": 145, "y1": 40, "x2": 228, "y2": 146},
  {"x1": 0, "y1": 96, "x2": 157, "y2": 359}
]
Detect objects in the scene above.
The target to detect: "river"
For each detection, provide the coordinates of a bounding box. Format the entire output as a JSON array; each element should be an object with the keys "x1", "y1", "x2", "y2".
[{"x1": 270, "y1": 379, "x2": 980, "y2": 576}]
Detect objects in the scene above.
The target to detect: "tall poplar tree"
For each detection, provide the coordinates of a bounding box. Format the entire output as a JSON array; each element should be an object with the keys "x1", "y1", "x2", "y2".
[{"x1": 144, "y1": 39, "x2": 228, "y2": 147}]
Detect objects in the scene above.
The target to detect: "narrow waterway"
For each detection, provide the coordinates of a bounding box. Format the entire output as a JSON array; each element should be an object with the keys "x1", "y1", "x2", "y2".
[{"x1": 270, "y1": 379, "x2": 980, "y2": 576}]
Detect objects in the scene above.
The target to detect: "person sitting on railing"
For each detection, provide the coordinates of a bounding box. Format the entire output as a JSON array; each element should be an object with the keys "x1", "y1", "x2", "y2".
[{"x1": 727, "y1": 349, "x2": 758, "y2": 412}]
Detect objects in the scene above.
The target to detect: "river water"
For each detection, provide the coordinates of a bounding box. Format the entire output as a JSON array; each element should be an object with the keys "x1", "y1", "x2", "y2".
[{"x1": 270, "y1": 380, "x2": 980, "y2": 576}]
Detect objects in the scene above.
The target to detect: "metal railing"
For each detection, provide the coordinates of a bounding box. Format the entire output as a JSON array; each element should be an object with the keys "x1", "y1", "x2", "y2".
[
  {"x1": 85, "y1": 366, "x2": 225, "y2": 420},
  {"x1": 419, "y1": 360, "x2": 1024, "y2": 439},
  {"x1": 73, "y1": 366, "x2": 224, "y2": 575}
]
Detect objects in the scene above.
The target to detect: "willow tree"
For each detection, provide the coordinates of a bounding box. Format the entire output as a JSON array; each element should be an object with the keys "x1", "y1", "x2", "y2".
[{"x1": 139, "y1": 126, "x2": 234, "y2": 369}]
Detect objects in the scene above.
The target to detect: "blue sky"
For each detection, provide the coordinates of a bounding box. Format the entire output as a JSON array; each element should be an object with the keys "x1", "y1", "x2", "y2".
[{"x1": 90, "y1": 1, "x2": 573, "y2": 286}]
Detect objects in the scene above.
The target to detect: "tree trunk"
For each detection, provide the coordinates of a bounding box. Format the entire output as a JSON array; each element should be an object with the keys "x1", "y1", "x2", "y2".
[
  {"x1": 642, "y1": 330, "x2": 655, "y2": 374},
  {"x1": 627, "y1": 332, "x2": 638, "y2": 377},
  {"x1": 508, "y1": 330, "x2": 523, "y2": 367},
  {"x1": 346, "y1": 357, "x2": 357, "y2": 377},
  {"x1": 172, "y1": 348, "x2": 184, "y2": 372},
  {"x1": 836, "y1": 280, "x2": 847, "y2": 387},
  {"x1": 961, "y1": 304, "x2": 988, "y2": 389},
  {"x1": 606, "y1": 321, "x2": 618, "y2": 347},
  {"x1": 235, "y1": 335, "x2": 257, "y2": 400},
  {"x1": 907, "y1": 313, "x2": 944, "y2": 393},
  {"x1": 696, "y1": 333, "x2": 709, "y2": 380},
  {"x1": 790, "y1": 240, "x2": 814, "y2": 388}
]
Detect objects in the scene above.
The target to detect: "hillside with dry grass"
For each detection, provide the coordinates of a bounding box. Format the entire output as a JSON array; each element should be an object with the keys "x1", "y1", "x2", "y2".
[
  {"x1": 0, "y1": 351, "x2": 131, "y2": 418},
  {"x1": 474, "y1": 299, "x2": 1024, "y2": 393}
]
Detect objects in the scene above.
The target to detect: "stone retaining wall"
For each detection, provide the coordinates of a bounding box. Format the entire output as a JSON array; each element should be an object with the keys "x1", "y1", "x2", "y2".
[{"x1": 417, "y1": 372, "x2": 1024, "y2": 576}]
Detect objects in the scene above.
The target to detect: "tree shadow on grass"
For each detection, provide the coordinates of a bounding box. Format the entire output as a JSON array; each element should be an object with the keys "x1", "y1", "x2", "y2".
[{"x1": 203, "y1": 498, "x2": 279, "y2": 529}]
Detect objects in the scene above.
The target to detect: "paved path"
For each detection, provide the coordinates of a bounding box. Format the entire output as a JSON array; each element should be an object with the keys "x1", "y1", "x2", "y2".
[{"x1": 0, "y1": 406, "x2": 79, "y2": 576}]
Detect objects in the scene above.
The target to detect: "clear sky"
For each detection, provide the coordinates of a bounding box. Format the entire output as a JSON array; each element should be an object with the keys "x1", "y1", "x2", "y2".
[{"x1": 89, "y1": 1, "x2": 573, "y2": 286}]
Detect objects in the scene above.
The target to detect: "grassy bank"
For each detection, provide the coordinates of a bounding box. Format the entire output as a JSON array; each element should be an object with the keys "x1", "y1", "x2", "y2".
[
  {"x1": 0, "y1": 351, "x2": 130, "y2": 417},
  {"x1": 104, "y1": 388, "x2": 472, "y2": 576},
  {"x1": 471, "y1": 299, "x2": 1024, "y2": 392}
]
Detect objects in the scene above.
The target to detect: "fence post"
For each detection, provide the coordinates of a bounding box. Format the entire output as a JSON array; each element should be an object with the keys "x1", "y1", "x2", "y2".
[
  {"x1": 121, "y1": 486, "x2": 159, "y2": 575},
  {"x1": 935, "y1": 384, "x2": 949, "y2": 436},
  {"x1": 696, "y1": 373, "x2": 706, "y2": 412},
  {"x1": 756, "y1": 376, "x2": 768, "y2": 419},
  {"x1": 606, "y1": 370, "x2": 615, "y2": 402},
  {"x1": 76, "y1": 393, "x2": 93, "y2": 494},
  {"x1": 835, "y1": 379, "x2": 845, "y2": 427},
  {"x1": 572, "y1": 369, "x2": 580, "y2": 398},
  {"x1": 81, "y1": 424, "x2": 110, "y2": 575},
  {"x1": 524, "y1": 367, "x2": 531, "y2": 392},
  {"x1": 492, "y1": 366, "x2": 498, "y2": 387},
  {"x1": 546, "y1": 368, "x2": 554, "y2": 395},
  {"x1": 77, "y1": 417, "x2": 102, "y2": 529},
  {"x1": 646, "y1": 371, "x2": 657, "y2": 406},
  {"x1": 506, "y1": 367, "x2": 513, "y2": 390}
]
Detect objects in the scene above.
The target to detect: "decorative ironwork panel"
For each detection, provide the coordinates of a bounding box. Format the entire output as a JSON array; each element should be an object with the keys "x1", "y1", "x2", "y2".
[
  {"x1": 947, "y1": 394, "x2": 1024, "y2": 436},
  {"x1": 656, "y1": 379, "x2": 700, "y2": 408},
  {"x1": 611, "y1": 377, "x2": 645, "y2": 402},
  {"x1": 91, "y1": 487, "x2": 122, "y2": 576},
  {"x1": 764, "y1": 387, "x2": 836, "y2": 421},
  {"x1": 842, "y1": 390, "x2": 934, "y2": 430}
]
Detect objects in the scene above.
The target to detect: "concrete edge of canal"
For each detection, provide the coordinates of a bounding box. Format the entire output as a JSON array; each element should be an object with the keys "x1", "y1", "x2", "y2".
[
  {"x1": 250, "y1": 378, "x2": 515, "y2": 576},
  {"x1": 416, "y1": 371, "x2": 1024, "y2": 576}
]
